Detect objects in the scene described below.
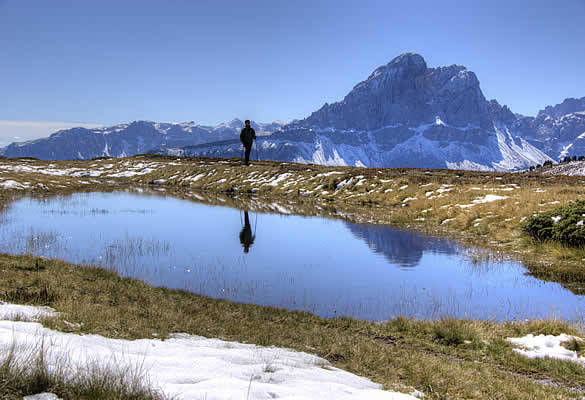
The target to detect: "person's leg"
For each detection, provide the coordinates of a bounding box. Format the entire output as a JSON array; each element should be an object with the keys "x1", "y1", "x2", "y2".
[{"x1": 244, "y1": 146, "x2": 251, "y2": 165}]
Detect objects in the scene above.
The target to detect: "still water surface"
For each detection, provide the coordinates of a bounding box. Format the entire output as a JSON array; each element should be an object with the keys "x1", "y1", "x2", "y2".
[{"x1": 0, "y1": 192, "x2": 582, "y2": 321}]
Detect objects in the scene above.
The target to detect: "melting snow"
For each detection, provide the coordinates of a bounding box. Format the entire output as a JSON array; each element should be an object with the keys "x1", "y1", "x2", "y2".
[
  {"x1": 0, "y1": 303, "x2": 417, "y2": 400},
  {"x1": 507, "y1": 334, "x2": 585, "y2": 366},
  {"x1": 458, "y1": 195, "x2": 509, "y2": 208},
  {"x1": 0, "y1": 180, "x2": 26, "y2": 189},
  {"x1": 315, "y1": 171, "x2": 344, "y2": 177}
]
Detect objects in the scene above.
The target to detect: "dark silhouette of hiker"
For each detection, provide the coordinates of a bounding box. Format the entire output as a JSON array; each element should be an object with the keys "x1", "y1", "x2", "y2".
[
  {"x1": 239, "y1": 211, "x2": 255, "y2": 253},
  {"x1": 240, "y1": 120, "x2": 256, "y2": 165}
]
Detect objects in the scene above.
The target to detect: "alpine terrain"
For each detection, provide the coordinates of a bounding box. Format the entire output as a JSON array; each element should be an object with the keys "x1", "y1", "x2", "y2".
[
  {"x1": 2, "y1": 53, "x2": 584, "y2": 171},
  {"x1": 0, "y1": 119, "x2": 284, "y2": 160},
  {"x1": 159, "y1": 53, "x2": 558, "y2": 171}
]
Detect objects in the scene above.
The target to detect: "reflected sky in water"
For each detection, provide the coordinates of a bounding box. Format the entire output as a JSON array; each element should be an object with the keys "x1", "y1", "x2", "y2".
[{"x1": 0, "y1": 192, "x2": 582, "y2": 321}]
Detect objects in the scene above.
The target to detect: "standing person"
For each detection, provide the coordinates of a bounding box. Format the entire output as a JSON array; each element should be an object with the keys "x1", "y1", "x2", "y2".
[{"x1": 240, "y1": 120, "x2": 256, "y2": 165}]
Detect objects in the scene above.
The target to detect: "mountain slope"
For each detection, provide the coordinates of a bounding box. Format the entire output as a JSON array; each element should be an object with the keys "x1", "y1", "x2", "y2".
[
  {"x1": 0, "y1": 119, "x2": 284, "y2": 160},
  {"x1": 164, "y1": 53, "x2": 552, "y2": 171},
  {"x1": 3, "y1": 52, "x2": 580, "y2": 171},
  {"x1": 512, "y1": 97, "x2": 585, "y2": 160}
]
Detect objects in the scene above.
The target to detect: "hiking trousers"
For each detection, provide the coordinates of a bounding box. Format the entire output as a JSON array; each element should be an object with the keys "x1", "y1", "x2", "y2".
[{"x1": 244, "y1": 145, "x2": 252, "y2": 165}]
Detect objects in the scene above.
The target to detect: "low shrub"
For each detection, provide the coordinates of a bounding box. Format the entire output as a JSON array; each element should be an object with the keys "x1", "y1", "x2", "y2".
[{"x1": 522, "y1": 200, "x2": 585, "y2": 247}]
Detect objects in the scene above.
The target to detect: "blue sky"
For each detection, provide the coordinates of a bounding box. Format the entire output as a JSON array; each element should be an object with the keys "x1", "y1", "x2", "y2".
[{"x1": 0, "y1": 0, "x2": 584, "y2": 144}]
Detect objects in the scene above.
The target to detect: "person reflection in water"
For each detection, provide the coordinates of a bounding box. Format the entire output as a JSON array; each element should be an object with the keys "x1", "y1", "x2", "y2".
[{"x1": 239, "y1": 211, "x2": 255, "y2": 253}]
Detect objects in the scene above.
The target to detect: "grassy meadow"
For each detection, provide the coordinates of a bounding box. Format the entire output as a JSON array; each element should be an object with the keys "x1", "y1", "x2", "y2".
[{"x1": 1, "y1": 155, "x2": 585, "y2": 399}]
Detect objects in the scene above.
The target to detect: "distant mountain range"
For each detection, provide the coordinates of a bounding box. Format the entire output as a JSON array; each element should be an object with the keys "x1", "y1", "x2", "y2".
[
  {"x1": 2, "y1": 52, "x2": 584, "y2": 171},
  {"x1": 0, "y1": 119, "x2": 285, "y2": 160}
]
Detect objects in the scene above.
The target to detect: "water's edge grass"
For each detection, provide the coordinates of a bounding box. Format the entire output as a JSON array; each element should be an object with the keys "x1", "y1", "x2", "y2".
[{"x1": 1, "y1": 253, "x2": 584, "y2": 399}]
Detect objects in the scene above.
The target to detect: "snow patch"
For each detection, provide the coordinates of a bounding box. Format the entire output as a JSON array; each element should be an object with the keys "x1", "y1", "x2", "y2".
[
  {"x1": 507, "y1": 334, "x2": 585, "y2": 366},
  {"x1": 0, "y1": 306, "x2": 418, "y2": 400}
]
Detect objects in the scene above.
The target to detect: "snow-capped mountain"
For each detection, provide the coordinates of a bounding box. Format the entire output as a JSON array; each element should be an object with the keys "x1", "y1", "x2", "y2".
[
  {"x1": 0, "y1": 119, "x2": 284, "y2": 160},
  {"x1": 512, "y1": 97, "x2": 585, "y2": 160},
  {"x1": 2, "y1": 52, "x2": 582, "y2": 171},
  {"x1": 162, "y1": 53, "x2": 552, "y2": 171}
]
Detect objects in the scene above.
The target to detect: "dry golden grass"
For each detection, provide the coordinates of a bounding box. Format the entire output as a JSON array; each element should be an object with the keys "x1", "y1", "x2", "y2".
[{"x1": 1, "y1": 254, "x2": 584, "y2": 399}]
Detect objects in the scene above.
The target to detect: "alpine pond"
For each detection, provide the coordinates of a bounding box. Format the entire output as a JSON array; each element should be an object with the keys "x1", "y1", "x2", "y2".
[{"x1": 0, "y1": 191, "x2": 582, "y2": 321}]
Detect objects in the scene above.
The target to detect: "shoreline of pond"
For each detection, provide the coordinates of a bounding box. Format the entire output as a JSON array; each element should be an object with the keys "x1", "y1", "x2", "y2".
[
  {"x1": 0, "y1": 190, "x2": 582, "y2": 323},
  {"x1": 0, "y1": 155, "x2": 584, "y2": 296}
]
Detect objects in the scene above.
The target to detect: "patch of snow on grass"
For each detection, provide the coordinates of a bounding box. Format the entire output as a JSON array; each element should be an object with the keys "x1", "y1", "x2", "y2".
[
  {"x1": 458, "y1": 195, "x2": 509, "y2": 208},
  {"x1": 507, "y1": 334, "x2": 585, "y2": 366},
  {"x1": 0, "y1": 302, "x2": 58, "y2": 321},
  {"x1": 435, "y1": 187, "x2": 453, "y2": 194},
  {"x1": 336, "y1": 178, "x2": 353, "y2": 190},
  {"x1": 0, "y1": 305, "x2": 418, "y2": 400},
  {"x1": 0, "y1": 180, "x2": 25, "y2": 189},
  {"x1": 186, "y1": 173, "x2": 205, "y2": 182},
  {"x1": 267, "y1": 173, "x2": 292, "y2": 186},
  {"x1": 315, "y1": 171, "x2": 343, "y2": 177}
]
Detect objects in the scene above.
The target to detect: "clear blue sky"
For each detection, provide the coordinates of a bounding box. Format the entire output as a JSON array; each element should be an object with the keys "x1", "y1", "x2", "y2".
[{"x1": 1, "y1": 0, "x2": 584, "y2": 138}]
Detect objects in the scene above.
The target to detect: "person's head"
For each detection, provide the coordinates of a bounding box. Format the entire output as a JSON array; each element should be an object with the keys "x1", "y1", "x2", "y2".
[{"x1": 245, "y1": 120, "x2": 250, "y2": 126}]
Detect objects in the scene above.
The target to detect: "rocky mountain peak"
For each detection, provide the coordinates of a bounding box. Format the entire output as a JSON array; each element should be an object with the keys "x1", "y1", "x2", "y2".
[
  {"x1": 357, "y1": 53, "x2": 427, "y2": 92},
  {"x1": 228, "y1": 118, "x2": 244, "y2": 128},
  {"x1": 537, "y1": 97, "x2": 585, "y2": 119},
  {"x1": 387, "y1": 52, "x2": 427, "y2": 73},
  {"x1": 302, "y1": 52, "x2": 490, "y2": 130}
]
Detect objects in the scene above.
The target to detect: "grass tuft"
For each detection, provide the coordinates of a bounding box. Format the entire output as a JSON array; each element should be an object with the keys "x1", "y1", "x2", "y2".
[
  {"x1": 432, "y1": 318, "x2": 479, "y2": 346},
  {"x1": 3, "y1": 285, "x2": 57, "y2": 306},
  {"x1": 0, "y1": 336, "x2": 168, "y2": 400}
]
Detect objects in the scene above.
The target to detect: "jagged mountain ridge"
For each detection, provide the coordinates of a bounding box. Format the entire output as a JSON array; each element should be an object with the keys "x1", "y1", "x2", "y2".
[
  {"x1": 163, "y1": 53, "x2": 553, "y2": 171},
  {"x1": 512, "y1": 98, "x2": 585, "y2": 160},
  {"x1": 0, "y1": 119, "x2": 284, "y2": 160},
  {"x1": 2, "y1": 52, "x2": 584, "y2": 170}
]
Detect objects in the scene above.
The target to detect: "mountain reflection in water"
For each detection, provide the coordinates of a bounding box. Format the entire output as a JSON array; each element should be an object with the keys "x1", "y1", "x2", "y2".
[
  {"x1": 345, "y1": 222, "x2": 458, "y2": 268},
  {"x1": 0, "y1": 191, "x2": 582, "y2": 321}
]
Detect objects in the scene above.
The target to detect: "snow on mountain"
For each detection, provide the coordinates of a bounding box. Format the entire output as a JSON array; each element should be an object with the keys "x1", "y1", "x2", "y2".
[
  {"x1": 163, "y1": 53, "x2": 553, "y2": 171},
  {"x1": 512, "y1": 98, "x2": 585, "y2": 160},
  {"x1": 0, "y1": 120, "x2": 285, "y2": 161},
  {"x1": 1, "y1": 52, "x2": 581, "y2": 171}
]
